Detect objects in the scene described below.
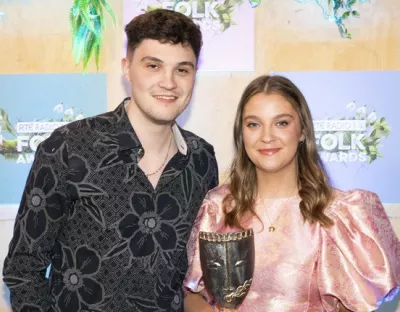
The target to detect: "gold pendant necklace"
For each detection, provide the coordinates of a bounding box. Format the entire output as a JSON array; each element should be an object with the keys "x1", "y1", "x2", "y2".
[
  {"x1": 269, "y1": 225, "x2": 276, "y2": 233},
  {"x1": 261, "y1": 187, "x2": 297, "y2": 233}
]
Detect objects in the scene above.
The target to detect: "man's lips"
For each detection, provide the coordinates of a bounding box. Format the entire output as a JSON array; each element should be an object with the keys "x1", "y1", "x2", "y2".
[{"x1": 152, "y1": 95, "x2": 178, "y2": 101}]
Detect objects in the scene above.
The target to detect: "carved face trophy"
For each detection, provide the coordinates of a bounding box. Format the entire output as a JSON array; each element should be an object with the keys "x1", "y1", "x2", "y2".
[{"x1": 199, "y1": 229, "x2": 255, "y2": 309}]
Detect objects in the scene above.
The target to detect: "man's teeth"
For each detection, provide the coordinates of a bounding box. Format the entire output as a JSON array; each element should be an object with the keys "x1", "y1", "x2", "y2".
[{"x1": 154, "y1": 95, "x2": 176, "y2": 99}]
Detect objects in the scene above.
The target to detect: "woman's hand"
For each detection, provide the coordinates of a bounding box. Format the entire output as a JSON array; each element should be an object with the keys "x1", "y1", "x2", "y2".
[
  {"x1": 184, "y1": 292, "x2": 214, "y2": 312},
  {"x1": 338, "y1": 303, "x2": 352, "y2": 312}
]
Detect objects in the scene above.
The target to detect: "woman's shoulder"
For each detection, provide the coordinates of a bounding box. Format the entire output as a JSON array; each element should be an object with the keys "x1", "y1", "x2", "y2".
[
  {"x1": 331, "y1": 188, "x2": 380, "y2": 204},
  {"x1": 326, "y1": 188, "x2": 383, "y2": 217},
  {"x1": 201, "y1": 184, "x2": 231, "y2": 218},
  {"x1": 205, "y1": 183, "x2": 231, "y2": 203}
]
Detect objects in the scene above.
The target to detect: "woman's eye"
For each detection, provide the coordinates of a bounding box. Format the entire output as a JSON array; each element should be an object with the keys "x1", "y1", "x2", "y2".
[
  {"x1": 246, "y1": 122, "x2": 259, "y2": 128},
  {"x1": 276, "y1": 120, "x2": 289, "y2": 127}
]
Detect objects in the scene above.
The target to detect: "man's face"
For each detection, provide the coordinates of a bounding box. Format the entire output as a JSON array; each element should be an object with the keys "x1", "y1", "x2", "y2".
[{"x1": 122, "y1": 39, "x2": 197, "y2": 125}]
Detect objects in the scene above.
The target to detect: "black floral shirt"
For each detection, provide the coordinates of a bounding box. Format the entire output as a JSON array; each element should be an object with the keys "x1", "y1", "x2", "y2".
[{"x1": 3, "y1": 99, "x2": 219, "y2": 312}]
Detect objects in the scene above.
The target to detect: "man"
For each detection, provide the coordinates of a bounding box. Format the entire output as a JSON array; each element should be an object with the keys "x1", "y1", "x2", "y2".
[{"x1": 3, "y1": 9, "x2": 218, "y2": 312}]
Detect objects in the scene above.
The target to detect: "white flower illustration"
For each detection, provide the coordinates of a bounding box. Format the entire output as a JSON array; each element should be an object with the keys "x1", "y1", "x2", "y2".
[
  {"x1": 345, "y1": 101, "x2": 356, "y2": 111},
  {"x1": 53, "y1": 103, "x2": 64, "y2": 113},
  {"x1": 75, "y1": 114, "x2": 84, "y2": 121},
  {"x1": 367, "y1": 112, "x2": 377, "y2": 123},
  {"x1": 64, "y1": 108, "x2": 74, "y2": 117},
  {"x1": 356, "y1": 105, "x2": 367, "y2": 116}
]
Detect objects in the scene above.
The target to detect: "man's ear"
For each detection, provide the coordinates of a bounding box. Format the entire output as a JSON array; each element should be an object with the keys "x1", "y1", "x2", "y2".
[{"x1": 121, "y1": 57, "x2": 130, "y2": 81}]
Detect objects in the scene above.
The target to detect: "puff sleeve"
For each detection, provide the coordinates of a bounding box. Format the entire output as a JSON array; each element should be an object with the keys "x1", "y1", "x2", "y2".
[{"x1": 318, "y1": 190, "x2": 400, "y2": 311}]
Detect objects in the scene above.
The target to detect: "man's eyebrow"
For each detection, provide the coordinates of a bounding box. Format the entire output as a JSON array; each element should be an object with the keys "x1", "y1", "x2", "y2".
[
  {"x1": 141, "y1": 56, "x2": 163, "y2": 63},
  {"x1": 141, "y1": 57, "x2": 195, "y2": 69},
  {"x1": 177, "y1": 61, "x2": 195, "y2": 69}
]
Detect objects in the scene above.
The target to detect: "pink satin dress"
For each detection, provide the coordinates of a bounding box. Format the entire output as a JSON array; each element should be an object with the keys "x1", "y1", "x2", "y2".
[{"x1": 184, "y1": 184, "x2": 400, "y2": 311}]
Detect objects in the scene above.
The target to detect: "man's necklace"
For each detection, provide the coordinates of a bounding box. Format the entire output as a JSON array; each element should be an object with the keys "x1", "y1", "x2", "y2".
[{"x1": 145, "y1": 135, "x2": 173, "y2": 177}]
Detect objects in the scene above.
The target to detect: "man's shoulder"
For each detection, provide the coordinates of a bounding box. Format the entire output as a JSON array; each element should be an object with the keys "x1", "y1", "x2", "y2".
[
  {"x1": 180, "y1": 128, "x2": 215, "y2": 154},
  {"x1": 50, "y1": 107, "x2": 123, "y2": 140},
  {"x1": 40, "y1": 107, "x2": 125, "y2": 154},
  {"x1": 67, "y1": 109, "x2": 119, "y2": 133}
]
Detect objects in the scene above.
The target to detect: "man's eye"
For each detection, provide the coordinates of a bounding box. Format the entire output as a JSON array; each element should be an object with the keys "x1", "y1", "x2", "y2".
[
  {"x1": 177, "y1": 68, "x2": 189, "y2": 74},
  {"x1": 147, "y1": 64, "x2": 158, "y2": 69}
]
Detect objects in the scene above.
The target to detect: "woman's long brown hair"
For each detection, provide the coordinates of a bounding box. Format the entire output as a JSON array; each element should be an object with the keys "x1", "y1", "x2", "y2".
[{"x1": 223, "y1": 75, "x2": 334, "y2": 229}]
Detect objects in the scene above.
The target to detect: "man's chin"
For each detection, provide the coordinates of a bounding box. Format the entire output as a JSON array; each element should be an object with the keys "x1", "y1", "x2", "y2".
[
  {"x1": 148, "y1": 114, "x2": 177, "y2": 126},
  {"x1": 148, "y1": 109, "x2": 187, "y2": 126}
]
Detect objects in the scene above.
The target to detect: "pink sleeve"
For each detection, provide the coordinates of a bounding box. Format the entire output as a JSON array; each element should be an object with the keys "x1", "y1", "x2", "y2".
[
  {"x1": 184, "y1": 194, "x2": 219, "y2": 294},
  {"x1": 318, "y1": 190, "x2": 400, "y2": 311}
]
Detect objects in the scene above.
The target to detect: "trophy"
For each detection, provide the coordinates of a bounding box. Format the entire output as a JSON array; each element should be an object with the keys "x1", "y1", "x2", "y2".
[{"x1": 199, "y1": 229, "x2": 255, "y2": 309}]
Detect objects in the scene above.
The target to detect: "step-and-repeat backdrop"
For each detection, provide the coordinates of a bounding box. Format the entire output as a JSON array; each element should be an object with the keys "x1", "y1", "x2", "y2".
[{"x1": 0, "y1": 74, "x2": 107, "y2": 219}]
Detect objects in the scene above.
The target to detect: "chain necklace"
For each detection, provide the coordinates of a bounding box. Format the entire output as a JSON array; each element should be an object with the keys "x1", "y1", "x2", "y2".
[
  {"x1": 145, "y1": 134, "x2": 173, "y2": 177},
  {"x1": 260, "y1": 187, "x2": 297, "y2": 232}
]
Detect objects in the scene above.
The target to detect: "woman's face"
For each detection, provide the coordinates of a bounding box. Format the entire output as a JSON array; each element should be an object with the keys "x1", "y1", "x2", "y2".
[{"x1": 242, "y1": 93, "x2": 304, "y2": 176}]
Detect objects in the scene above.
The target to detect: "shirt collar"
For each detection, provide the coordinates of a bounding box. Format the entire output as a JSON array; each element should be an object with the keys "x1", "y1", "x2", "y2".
[
  {"x1": 171, "y1": 122, "x2": 188, "y2": 156},
  {"x1": 116, "y1": 98, "x2": 188, "y2": 156}
]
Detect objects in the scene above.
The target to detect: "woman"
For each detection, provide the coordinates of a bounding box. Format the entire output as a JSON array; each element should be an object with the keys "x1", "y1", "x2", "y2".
[{"x1": 183, "y1": 75, "x2": 400, "y2": 311}]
